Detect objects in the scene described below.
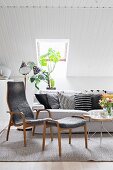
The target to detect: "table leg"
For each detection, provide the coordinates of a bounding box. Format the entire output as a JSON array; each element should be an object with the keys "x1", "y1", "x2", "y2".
[
  {"x1": 88, "y1": 121, "x2": 98, "y2": 139},
  {"x1": 103, "y1": 126, "x2": 113, "y2": 137},
  {"x1": 100, "y1": 121, "x2": 103, "y2": 146},
  {"x1": 90, "y1": 131, "x2": 97, "y2": 138},
  {"x1": 100, "y1": 121, "x2": 113, "y2": 146}
]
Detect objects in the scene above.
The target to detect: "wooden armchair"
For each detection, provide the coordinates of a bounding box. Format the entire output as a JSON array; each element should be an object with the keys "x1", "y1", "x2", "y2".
[{"x1": 6, "y1": 81, "x2": 53, "y2": 147}]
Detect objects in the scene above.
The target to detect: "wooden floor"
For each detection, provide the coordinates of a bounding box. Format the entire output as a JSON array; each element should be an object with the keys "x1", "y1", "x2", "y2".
[{"x1": 0, "y1": 162, "x2": 113, "y2": 170}]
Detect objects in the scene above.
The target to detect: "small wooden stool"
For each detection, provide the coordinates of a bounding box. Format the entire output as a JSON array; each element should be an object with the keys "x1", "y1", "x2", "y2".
[{"x1": 42, "y1": 116, "x2": 88, "y2": 156}]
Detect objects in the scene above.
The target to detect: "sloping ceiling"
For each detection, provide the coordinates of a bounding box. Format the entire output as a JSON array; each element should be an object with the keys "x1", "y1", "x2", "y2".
[
  {"x1": 0, "y1": 0, "x2": 113, "y2": 77},
  {"x1": 0, "y1": 0, "x2": 113, "y2": 8}
]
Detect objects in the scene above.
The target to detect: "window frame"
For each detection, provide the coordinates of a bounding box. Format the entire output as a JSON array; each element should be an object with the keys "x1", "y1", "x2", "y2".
[{"x1": 36, "y1": 39, "x2": 69, "y2": 62}]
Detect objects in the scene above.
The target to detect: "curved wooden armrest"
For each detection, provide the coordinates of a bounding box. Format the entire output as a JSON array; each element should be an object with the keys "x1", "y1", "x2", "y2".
[
  {"x1": 35, "y1": 109, "x2": 52, "y2": 119},
  {"x1": 46, "y1": 119, "x2": 58, "y2": 123},
  {"x1": 33, "y1": 109, "x2": 50, "y2": 112},
  {"x1": 46, "y1": 119, "x2": 61, "y2": 129},
  {"x1": 7, "y1": 111, "x2": 26, "y2": 124}
]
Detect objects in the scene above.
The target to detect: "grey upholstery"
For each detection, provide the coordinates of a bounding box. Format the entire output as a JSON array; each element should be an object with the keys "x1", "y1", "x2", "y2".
[
  {"x1": 47, "y1": 116, "x2": 86, "y2": 128},
  {"x1": 7, "y1": 82, "x2": 50, "y2": 126},
  {"x1": 6, "y1": 82, "x2": 54, "y2": 147},
  {"x1": 44, "y1": 116, "x2": 87, "y2": 156}
]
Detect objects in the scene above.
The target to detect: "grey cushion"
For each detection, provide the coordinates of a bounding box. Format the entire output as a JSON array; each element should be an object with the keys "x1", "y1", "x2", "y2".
[
  {"x1": 47, "y1": 116, "x2": 86, "y2": 128},
  {"x1": 59, "y1": 94, "x2": 75, "y2": 109},
  {"x1": 47, "y1": 93, "x2": 60, "y2": 109},
  {"x1": 26, "y1": 118, "x2": 52, "y2": 125}
]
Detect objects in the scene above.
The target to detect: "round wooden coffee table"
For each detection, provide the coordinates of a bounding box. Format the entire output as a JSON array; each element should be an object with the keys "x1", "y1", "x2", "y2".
[{"x1": 84, "y1": 110, "x2": 113, "y2": 146}]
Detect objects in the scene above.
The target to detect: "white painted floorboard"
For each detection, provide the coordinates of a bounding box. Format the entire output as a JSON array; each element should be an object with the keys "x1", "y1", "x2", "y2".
[{"x1": 0, "y1": 162, "x2": 113, "y2": 170}]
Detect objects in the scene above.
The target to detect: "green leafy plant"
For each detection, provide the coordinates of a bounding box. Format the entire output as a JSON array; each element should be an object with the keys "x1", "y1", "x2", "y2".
[
  {"x1": 39, "y1": 48, "x2": 61, "y2": 89},
  {"x1": 28, "y1": 48, "x2": 61, "y2": 89}
]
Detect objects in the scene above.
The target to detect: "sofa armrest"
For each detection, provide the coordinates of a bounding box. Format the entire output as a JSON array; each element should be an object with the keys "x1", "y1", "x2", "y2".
[{"x1": 32, "y1": 103, "x2": 45, "y2": 110}]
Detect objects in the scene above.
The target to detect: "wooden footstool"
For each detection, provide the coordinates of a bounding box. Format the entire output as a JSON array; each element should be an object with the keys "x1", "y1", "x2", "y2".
[{"x1": 42, "y1": 116, "x2": 88, "y2": 156}]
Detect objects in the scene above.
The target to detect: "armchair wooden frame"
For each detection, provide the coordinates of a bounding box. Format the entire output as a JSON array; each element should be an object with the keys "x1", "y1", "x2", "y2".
[
  {"x1": 42, "y1": 116, "x2": 88, "y2": 157},
  {"x1": 6, "y1": 109, "x2": 53, "y2": 147},
  {"x1": 32, "y1": 109, "x2": 53, "y2": 142}
]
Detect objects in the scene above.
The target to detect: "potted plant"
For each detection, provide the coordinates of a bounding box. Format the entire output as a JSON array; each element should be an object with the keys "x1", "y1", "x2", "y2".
[
  {"x1": 28, "y1": 48, "x2": 61, "y2": 90},
  {"x1": 39, "y1": 48, "x2": 61, "y2": 89}
]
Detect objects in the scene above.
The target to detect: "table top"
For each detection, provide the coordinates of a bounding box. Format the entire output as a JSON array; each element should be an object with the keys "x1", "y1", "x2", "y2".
[{"x1": 84, "y1": 110, "x2": 113, "y2": 122}]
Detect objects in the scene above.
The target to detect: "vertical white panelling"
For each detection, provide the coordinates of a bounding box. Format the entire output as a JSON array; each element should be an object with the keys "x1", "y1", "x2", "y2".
[
  {"x1": 67, "y1": 8, "x2": 113, "y2": 76},
  {"x1": 1, "y1": 0, "x2": 113, "y2": 7},
  {"x1": 0, "y1": 8, "x2": 113, "y2": 77},
  {"x1": 0, "y1": 7, "x2": 113, "y2": 90}
]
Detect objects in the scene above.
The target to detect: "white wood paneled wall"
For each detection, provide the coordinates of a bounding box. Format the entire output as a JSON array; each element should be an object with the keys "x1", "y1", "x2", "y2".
[
  {"x1": 0, "y1": 7, "x2": 113, "y2": 77},
  {"x1": 0, "y1": 0, "x2": 113, "y2": 8}
]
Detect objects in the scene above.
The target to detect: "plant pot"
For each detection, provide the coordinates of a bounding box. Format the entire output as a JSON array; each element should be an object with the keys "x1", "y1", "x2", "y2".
[
  {"x1": 103, "y1": 107, "x2": 113, "y2": 116},
  {"x1": 46, "y1": 87, "x2": 56, "y2": 90}
]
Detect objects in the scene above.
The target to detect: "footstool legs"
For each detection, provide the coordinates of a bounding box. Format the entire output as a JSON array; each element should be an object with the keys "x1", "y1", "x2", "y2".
[
  {"x1": 69, "y1": 129, "x2": 72, "y2": 144},
  {"x1": 57, "y1": 124, "x2": 62, "y2": 157},
  {"x1": 43, "y1": 117, "x2": 88, "y2": 157},
  {"x1": 84, "y1": 125, "x2": 88, "y2": 148},
  {"x1": 50, "y1": 127, "x2": 53, "y2": 141},
  {"x1": 42, "y1": 121, "x2": 46, "y2": 151}
]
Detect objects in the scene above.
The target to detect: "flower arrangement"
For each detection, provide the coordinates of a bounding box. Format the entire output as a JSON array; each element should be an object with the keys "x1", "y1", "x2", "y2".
[{"x1": 99, "y1": 98, "x2": 113, "y2": 115}]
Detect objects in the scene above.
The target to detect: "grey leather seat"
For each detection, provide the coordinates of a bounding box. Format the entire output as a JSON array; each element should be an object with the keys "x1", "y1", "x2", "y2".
[
  {"x1": 6, "y1": 81, "x2": 52, "y2": 147},
  {"x1": 47, "y1": 116, "x2": 86, "y2": 128},
  {"x1": 43, "y1": 116, "x2": 88, "y2": 156}
]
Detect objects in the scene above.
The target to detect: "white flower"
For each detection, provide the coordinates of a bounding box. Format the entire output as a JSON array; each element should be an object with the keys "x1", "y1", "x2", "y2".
[{"x1": 106, "y1": 98, "x2": 110, "y2": 101}]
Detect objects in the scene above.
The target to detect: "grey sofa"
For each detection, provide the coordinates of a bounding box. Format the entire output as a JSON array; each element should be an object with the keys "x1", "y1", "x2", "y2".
[{"x1": 32, "y1": 90, "x2": 113, "y2": 133}]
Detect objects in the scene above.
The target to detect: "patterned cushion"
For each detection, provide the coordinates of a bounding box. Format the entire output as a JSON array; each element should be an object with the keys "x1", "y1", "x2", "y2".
[
  {"x1": 47, "y1": 93, "x2": 60, "y2": 109},
  {"x1": 59, "y1": 93, "x2": 75, "y2": 109},
  {"x1": 74, "y1": 94, "x2": 92, "y2": 111}
]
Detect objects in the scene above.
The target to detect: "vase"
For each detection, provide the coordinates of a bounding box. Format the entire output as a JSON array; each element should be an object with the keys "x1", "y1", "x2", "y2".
[
  {"x1": 0, "y1": 65, "x2": 11, "y2": 79},
  {"x1": 104, "y1": 107, "x2": 113, "y2": 116},
  {"x1": 46, "y1": 87, "x2": 56, "y2": 90}
]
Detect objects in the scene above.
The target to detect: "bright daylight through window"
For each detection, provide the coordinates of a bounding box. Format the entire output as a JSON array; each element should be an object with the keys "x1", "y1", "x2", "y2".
[{"x1": 36, "y1": 39, "x2": 69, "y2": 61}]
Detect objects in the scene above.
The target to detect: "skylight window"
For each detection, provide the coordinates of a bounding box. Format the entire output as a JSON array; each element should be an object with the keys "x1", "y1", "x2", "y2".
[{"x1": 36, "y1": 39, "x2": 69, "y2": 61}]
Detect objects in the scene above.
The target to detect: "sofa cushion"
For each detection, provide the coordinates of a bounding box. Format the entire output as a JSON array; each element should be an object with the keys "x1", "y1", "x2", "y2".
[
  {"x1": 47, "y1": 93, "x2": 60, "y2": 109},
  {"x1": 59, "y1": 93, "x2": 75, "y2": 109},
  {"x1": 48, "y1": 109, "x2": 88, "y2": 118},
  {"x1": 35, "y1": 94, "x2": 51, "y2": 109},
  {"x1": 106, "y1": 91, "x2": 113, "y2": 94},
  {"x1": 39, "y1": 90, "x2": 64, "y2": 94},
  {"x1": 62, "y1": 90, "x2": 81, "y2": 95},
  {"x1": 91, "y1": 94, "x2": 102, "y2": 109},
  {"x1": 32, "y1": 103, "x2": 44, "y2": 110},
  {"x1": 74, "y1": 94, "x2": 92, "y2": 111}
]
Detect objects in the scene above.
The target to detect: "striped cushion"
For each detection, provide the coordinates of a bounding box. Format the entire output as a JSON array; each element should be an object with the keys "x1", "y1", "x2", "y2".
[{"x1": 75, "y1": 94, "x2": 92, "y2": 111}]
